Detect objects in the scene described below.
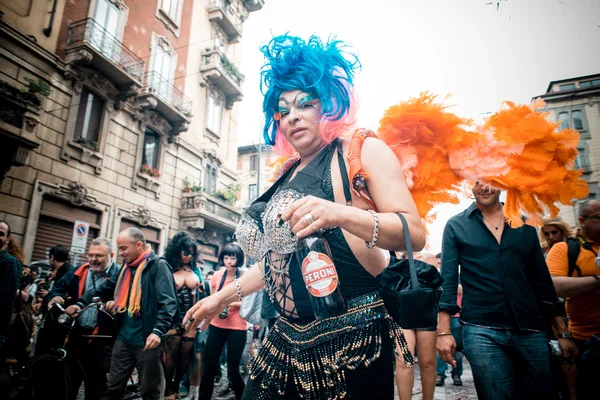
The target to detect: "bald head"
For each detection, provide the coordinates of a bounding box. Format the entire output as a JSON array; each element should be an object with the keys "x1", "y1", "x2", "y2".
[
  {"x1": 579, "y1": 199, "x2": 600, "y2": 218},
  {"x1": 578, "y1": 199, "x2": 600, "y2": 243},
  {"x1": 122, "y1": 227, "x2": 145, "y2": 243},
  {"x1": 117, "y1": 227, "x2": 148, "y2": 264}
]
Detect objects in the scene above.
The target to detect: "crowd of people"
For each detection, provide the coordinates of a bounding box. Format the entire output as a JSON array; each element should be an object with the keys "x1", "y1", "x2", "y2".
[{"x1": 0, "y1": 32, "x2": 599, "y2": 400}]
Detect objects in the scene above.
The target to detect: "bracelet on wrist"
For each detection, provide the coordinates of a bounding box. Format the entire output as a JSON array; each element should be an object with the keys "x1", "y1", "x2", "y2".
[
  {"x1": 234, "y1": 278, "x2": 243, "y2": 302},
  {"x1": 365, "y1": 209, "x2": 379, "y2": 249},
  {"x1": 438, "y1": 332, "x2": 452, "y2": 337}
]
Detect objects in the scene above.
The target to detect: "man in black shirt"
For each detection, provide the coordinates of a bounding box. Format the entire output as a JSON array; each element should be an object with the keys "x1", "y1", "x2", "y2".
[{"x1": 437, "y1": 182, "x2": 578, "y2": 399}]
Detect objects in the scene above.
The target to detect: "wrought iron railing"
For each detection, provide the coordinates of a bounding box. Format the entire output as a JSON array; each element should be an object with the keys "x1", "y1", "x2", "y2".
[
  {"x1": 67, "y1": 18, "x2": 145, "y2": 82},
  {"x1": 206, "y1": 0, "x2": 244, "y2": 32},
  {"x1": 202, "y1": 50, "x2": 244, "y2": 86},
  {"x1": 141, "y1": 72, "x2": 193, "y2": 116}
]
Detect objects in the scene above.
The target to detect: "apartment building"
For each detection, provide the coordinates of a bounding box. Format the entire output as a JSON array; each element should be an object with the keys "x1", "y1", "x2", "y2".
[
  {"x1": 534, "y1": 73, "x2": 600, "y2": 226},
  {"x1": 0, "y1": 0, "x2": 263, "y2": 269}
]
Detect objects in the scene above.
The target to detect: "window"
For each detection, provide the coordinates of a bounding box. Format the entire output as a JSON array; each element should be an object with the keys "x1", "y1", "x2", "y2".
[
  {"x1": 579, "y1": 79, "x2": 600, "y2": 88},
  {"x1": 212, "y1": 27, "x2": 227, "y2": 53},
  {"x1": 74, "y1": 88, "x2": 104, "y2": 145},
  {"x1": 250, "y1": 155, "x2": 258, "y2": 172},
  {"x1": 92, "y1": 0, "x2": 122, "y2": 60},
  {"x1": 558, "y1": 111, "x2": 570, "y2": 130},
  {"x1": 204, "y1": 164, "x2": 218, "y2": 193},
  {"x1": 574, "y1": 147, "x2": 590, "y2": 173},
  {"x1": 572, "y1": 110, "x2": 584, "y2": 131},
  {"x1": 559, "y1": 83, "x2": 576, "y2": 91},
  {"x1": 142, "y1": 130, "x2": 160, "y2": 169},
  {"x1": 556, "y1": 108, "x2": 588, "y2": 137},
  {"x1": 161, "y1": 0, "x2": 181, "y2": 21},
  {"x1": 94, "y1": 0, "x2": 121, "y2": 36},
  {"x1": 249, "y1": 184, "x2": 258, "y2": 202},
  {"x1": 206, "y1": 93, "x2": 222, "y2": 134},
  {"x1": 150, "y1": 37, "x2": 176, "y2": 102}
]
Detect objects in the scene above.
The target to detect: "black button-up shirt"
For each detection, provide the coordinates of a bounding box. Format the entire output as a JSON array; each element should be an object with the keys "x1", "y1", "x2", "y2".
[{"x1": 440, "y1": 202, "x2": 560, "y2": 331}]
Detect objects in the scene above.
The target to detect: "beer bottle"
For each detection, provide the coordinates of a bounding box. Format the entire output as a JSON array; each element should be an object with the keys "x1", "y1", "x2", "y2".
[{"x1": 295, "y1": 234, "x2": 347, "y2": 320}]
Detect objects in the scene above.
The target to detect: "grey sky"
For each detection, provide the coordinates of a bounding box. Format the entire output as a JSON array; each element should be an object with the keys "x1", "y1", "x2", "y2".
[{"x1": 237, "y1": 0, "x2": 600, "y2": 251}]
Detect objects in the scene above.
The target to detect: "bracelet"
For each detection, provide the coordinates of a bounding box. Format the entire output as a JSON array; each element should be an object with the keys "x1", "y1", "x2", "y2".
[
  {"x1": 365, "y1": 209, "x2": 379, "y2": 248},
  {"x1": 234, "y1": 278, "x2": 243, "y2": 302},
  {"x1": 438, "y1": 332, "x2": 453, "y2": 337}
]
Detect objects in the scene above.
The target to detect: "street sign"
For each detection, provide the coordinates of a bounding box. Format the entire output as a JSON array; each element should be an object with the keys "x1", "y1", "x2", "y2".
[{"x1": 71, "y1": 220, "x2": 89, "y2": 254}]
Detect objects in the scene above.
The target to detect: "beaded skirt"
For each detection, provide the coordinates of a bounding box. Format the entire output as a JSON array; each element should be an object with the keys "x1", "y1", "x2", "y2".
[{"x1": 248, "y1": 292, "x2": 413, "y2": 399}]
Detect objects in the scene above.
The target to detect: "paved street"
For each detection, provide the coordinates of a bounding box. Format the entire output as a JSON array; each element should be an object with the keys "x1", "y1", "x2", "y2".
[
  {"x1": 400, "y1": 359, "x2": 476, "y2": 400},
  {"x1": 76, "y1": 356, "x2": 478, "y2": 399}
]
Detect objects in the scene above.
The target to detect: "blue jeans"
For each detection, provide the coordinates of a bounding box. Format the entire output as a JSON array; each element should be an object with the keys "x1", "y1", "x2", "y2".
[
  {"x1": 463, "y1": 325, "x2": 552, "y2": 400},
  {"x1": 436, "y1": 318, "x2": 464, "y2": 377},
  {"x1": 436, "y1": 351, "x2": 463, "y2": 376}
]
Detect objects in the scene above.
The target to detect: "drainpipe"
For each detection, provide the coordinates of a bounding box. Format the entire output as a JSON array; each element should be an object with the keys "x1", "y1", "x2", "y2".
[{"x1": 43, "y1": 0, "x2": 59, "y2": 37}]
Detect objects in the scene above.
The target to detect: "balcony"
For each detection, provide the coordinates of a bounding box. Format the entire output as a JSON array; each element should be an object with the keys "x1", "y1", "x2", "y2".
[
  {"x1": 0, "y1": 80, "x2": 41, "y2": 182},
  {"x1": 200, "y1": 50, "x2": 244, "y2": 107},
  {"x1": 180, "y1": 191, "x2": 241, "y2": 234},
  {"x1": 65, "y1": 18, "x2": 145, "y2": 91},
  {"x1": 136, "y1": 72, "x2": 192, "y2": 127},
  {"x1": 206, "y1": 1, "x2": 244, "y2": 43},
  {"x1": 243, "y1": 0, "x2": 265, "y2": 12}
]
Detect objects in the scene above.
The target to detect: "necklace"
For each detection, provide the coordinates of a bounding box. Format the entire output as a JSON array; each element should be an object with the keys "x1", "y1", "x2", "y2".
[{"x1": 483, "y1": 214, "x2": 504, "y2": 230}]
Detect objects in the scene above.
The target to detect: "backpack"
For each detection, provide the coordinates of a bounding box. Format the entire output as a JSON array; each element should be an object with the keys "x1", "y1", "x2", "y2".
[
  {"x1": 566, "y1": 237, "x2": 599, "y2": 277},
  {"x1": 566, "y1": 238, "x2": 581, "y2": 277}
]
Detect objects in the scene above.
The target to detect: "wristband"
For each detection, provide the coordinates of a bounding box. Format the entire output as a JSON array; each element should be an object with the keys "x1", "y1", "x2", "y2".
[{"x1": 438, "y1": 332, "x2": 452, "y2": 337}]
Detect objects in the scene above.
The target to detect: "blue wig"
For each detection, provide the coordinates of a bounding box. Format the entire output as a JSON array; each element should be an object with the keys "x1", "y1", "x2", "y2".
[{"x1": 260, "y1": 34, "x2": 361, "y2": 147}]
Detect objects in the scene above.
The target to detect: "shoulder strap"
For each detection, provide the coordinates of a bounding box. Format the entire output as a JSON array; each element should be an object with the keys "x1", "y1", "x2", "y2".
[
  {"x1": 396, "y1": 213, "x2": 421, "y2": 289},
  {"x1": 337, "y1": 141, "x2": 353, "y2": 206},
  {"x1": 566, "y1": 238, "x2": 581, "y2": 277}
]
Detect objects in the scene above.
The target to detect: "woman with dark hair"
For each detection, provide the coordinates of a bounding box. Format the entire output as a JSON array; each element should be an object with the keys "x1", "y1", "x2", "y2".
[
  {"x1": 163, "y1": 231, "x2": 206, "y2": 399},
  {"x1": 198, "y1": 243, "x2": 246, "y2": 400}
]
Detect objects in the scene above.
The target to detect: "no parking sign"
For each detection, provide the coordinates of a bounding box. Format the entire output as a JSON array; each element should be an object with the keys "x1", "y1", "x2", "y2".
[{"x1": 71, "y1": 220, "x2": 89, "y2": 254}]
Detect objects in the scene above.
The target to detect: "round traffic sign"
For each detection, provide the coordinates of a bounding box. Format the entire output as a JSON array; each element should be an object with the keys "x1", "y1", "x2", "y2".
[{"x1": 75, "y1": 223, "x2": 87, "y2": 236}]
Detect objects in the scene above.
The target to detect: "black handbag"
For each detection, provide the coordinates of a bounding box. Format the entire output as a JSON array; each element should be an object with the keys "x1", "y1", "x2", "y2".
[{"x1": 377, "y1": 213, "x2": 443, "y2": 330}]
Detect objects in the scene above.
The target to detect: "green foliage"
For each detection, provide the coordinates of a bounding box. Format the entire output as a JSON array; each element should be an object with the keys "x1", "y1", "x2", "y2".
[
  {"x1": 214, "y1": 183, "x2": 241, "y2": 205},
  {"x1": 191, "y1": 182, "x2": 203, "y2": 192},
  {"x1": 74, "y1": 137, "x2": 99, "y2": 152},
  {"x1": 221, "y1": 54, "x2": 245, "y2": 83},
  {"x1": 23, "y1": 77, "x2": 53, "y2": 98}
]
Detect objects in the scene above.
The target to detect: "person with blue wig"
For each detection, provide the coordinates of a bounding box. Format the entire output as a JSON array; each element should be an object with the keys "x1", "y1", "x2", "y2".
[{"x1": 184, "y1": 34, "x2": 425, "y2": 399}]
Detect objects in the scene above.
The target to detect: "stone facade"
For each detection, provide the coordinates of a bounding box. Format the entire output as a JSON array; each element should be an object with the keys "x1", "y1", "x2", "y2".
[
  {"x1": 0, "y1": 0, "x2": 263, "y2": 269},
  {"x1": 534, "y1": 74, "x2": 600, "y2": 226}
]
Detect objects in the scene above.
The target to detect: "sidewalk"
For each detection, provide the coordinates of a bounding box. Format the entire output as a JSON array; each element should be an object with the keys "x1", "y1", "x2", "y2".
[{"x1": 400, "y1": 358, "x2": 477, "y2": 400}]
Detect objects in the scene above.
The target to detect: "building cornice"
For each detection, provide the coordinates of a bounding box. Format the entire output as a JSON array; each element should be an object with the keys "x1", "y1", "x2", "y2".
[
  {"x1": 532, "y1": 87, "x2": 600, "y2": 103},
  {"x1": 0, "y1": 19, "x2": 67, "y2": 74}
]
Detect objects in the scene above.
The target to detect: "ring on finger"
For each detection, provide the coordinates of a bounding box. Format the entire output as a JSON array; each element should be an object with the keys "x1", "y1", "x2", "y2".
[{"x1": 304, "y1": 212, "x2": 314, "y2": 224}]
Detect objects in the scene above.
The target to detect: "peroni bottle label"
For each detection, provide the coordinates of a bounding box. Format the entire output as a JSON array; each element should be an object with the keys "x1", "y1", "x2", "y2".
[{"x1": 301, "y1": 251, "x2": 339, "y2": 297}]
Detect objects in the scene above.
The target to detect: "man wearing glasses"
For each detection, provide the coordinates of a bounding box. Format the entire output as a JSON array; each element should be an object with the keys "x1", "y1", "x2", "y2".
[
  {"x1": 45, "y1": 237, "x2": 121, "y2": 400},
  {"x1": 547, "y1": 199, "x2": 600, "y2": 399}
]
